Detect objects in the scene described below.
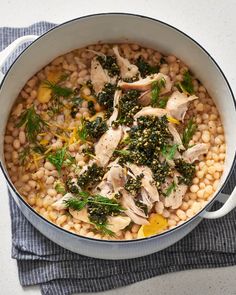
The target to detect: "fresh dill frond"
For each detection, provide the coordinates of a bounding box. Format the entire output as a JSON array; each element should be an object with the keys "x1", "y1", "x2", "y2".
[
  {"x1": 182, "y1": 118, "x2": 197, "y2": 148},
  {"x1": 16, "y1": 106, "x2": 46, "y2": 142},
  {"x1": 43, "y1": 76, "x2": 74, "y2": 98},
  {"x1": 151, "y1": 78, "x2": 166, "y2": 107},
  {"x1": 164, "y1": 181, "x2": 176, "y2": 197},
  {"x1": 177, "y1": 71, "x2": 194, "y2": 95},
  {"x1": 47, "y1": 147, "x2": 66, "y2": 174},
  {"x1": 18, "y1": 146, "x2": 31, "y2": 165}
]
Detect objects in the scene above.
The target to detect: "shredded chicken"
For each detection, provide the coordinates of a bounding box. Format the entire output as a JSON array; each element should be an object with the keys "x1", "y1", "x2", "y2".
[
  {"x1": 138, "y1": 90, "x2": 151, "y2": 106},
  {"x1": 183, "y1": 143, "x2": 209, "y2": 163},
  {"x1": 52, "y1": 193, "x2": 72, "y2": 211},
  {"x1": 168, "y1": 123, "x2": 185, "y2": 150},
  {"x1": 134, "y1": 106, "x2": 168, "y2": 120},
  {"x1": 94, "y1": 180, "x2": 113, "y2": 198},
  {"x1": 140, "y1": 187, "x2": 153, "y2": 211},
  {"x1": 113, "y1": 45, "x2": 139, "y2": 79},
  {"x1": 166, "y1": 91, "x2": 197, "y2": 121},
  {"x1": 127, "y1": 164, "x2": 159, "y2": 202},
  {"x1": 90, "y1": 57, "x2": 110, "y2": 94},
  {"x1": 107, "y1": 87, "x2": 122, "y2": 126},
  {"x1": 107, "y1": 164, "x2": 126, "y2": 193},
  {"x1": 161, "y1": 174, "x2": 187, "y2": 209},
  {"x1": 119, "y1": 73, "x2": 172, "y2": 92},
  {"x1": 106, "y1": 216, "x2": 131, "y2": 233},
  {"x1": 95, "y1": 126, "x2": 123, "y2": 167},
  {"x1": 121, "y1": 190, "x2": 149, "y2": 225},
  {"x1": 94, "y1": 163, "x2": 125, "y2": 197}
]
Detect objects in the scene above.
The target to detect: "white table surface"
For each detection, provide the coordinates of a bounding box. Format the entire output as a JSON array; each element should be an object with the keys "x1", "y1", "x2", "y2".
[{"x1": 0, "y1": 0, "x2": 236, "y2": 294}]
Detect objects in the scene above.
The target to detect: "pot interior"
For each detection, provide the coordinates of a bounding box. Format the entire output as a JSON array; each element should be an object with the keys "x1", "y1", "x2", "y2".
[{"x1": 0, "y1": 13, "x2": 235, "y2": 203}]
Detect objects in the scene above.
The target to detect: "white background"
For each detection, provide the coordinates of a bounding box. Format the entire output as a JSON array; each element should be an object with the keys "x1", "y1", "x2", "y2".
[{"x1": 0, "y1": 0, "x2": 236, "y2": 294}]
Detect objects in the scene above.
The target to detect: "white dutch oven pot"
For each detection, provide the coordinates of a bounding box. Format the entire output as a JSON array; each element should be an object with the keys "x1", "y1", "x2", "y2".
[{"x1": 0, "y1": 14, "x2": 235, "y2": 259}]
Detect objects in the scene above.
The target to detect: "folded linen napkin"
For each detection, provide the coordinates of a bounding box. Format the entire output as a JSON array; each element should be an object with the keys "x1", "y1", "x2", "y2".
[{"x1": 1, "y1": 22, "x2": 236, "y2": 295}]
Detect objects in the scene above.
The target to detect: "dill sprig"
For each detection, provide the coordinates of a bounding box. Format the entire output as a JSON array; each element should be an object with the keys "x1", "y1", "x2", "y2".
[
  {"x1": 44, "y1": 74, "x2": 74, "y2": 115},
  {"x1": 151, "y1": 78, "x2": 166, "y2": 107},
  {"x1": 77, "y1": 118, "x2": 88, "y2": 142},
  {"x1": 182, "y1": 118, "x2": 197, "y2": 148},
  {"x1": 177, "y1": 71, "x2": 194, "y2": 95},
  {"x1": 44, "y1": 74, "x2": 74, "y2": 98},
  {"x1": 16, "y1": 106, "x2": 46, "y2": 142},
  {"x1": 161, "y1": 144, "x2": 179, "y2": 160},
  {"x1": 18, "y1": 146, "x2": 31, "y2": 165},
  {"x1": 164, "y1": 181, "x2": 176, "y2": 197},
  {"x1": 47, "y1": 147, "x2": 75, "y2": 174}
]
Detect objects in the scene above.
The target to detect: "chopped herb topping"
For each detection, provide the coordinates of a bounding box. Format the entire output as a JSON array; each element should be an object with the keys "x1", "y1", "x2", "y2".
[
  {"x1": 77, "y1": 163, "x2": 104, "y2": 189},
  {"x1": 182, "y1": 118, "x2": 197, "y2": 148},
  {"x1": 178, "y1": 71, "x2": 194, "y2": 94},
  {"x1": 125, "y1": 174, "x2": 143, "y2": 195},
  {"x1": 135, "y1": 56, "x2": 159, "y2": 78},
  {"x1": 118, "y1": 115, "x2": 173, "y2": 185},
  {"x1": 70, "y1": 97, "x2": 83, "y2": 118},
  {"x1": 97, "y1": 55, "x2": 120, "y2": 77},
  {"x1": 16, "y1": 106, "x2": 46, "y2": 142},
  {"x1": 175, "y1": 159, "x2": 195, "y2": 185},
  {"x1": 88, "y1": 101, "x2": 96, "y2": 115},
  {"x1": 77, "y1": 117, "x2": 108, "y2": 142},
  {"x1": 85, "y1": 117, "x2": 108, "y2": 140},
  {"x1": 114, "y1": 89, "x2": 141, "y2": 126},
  {"x1": 66, "y1": 178, "x2": 80, "y2": 194},
  {"x1": 97, "y1": 83, "x2": 116, "y2": 117}
]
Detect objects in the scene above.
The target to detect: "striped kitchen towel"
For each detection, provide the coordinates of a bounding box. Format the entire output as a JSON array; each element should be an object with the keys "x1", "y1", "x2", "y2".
[{"x1": 1, "y1": 22, "x2": 236, "y2": 295}]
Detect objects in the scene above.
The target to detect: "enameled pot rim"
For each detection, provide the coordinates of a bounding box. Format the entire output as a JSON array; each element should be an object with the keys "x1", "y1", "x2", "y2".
[{"x1": 0, "y1": 12, "x2": 235, "y2": 245}]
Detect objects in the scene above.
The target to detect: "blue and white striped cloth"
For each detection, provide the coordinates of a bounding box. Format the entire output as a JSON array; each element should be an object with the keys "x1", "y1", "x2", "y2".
[{"x1": 1, "y1": 22, "x2": 236, "y2": 295}]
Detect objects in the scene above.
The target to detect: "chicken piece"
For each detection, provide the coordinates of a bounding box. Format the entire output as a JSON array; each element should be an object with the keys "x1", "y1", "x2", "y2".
[
  {"x1": 69, "y1": 208, "x2": 90, "y2": 223},
  {"x1": 94, "y1": 180, "x2": 113, "y2": 198},
  {"x1": 90, "y1": 57, "x2": 110, "y2": 94},
  {"x1": 95, "y1": 126, "x2": 123, "y2": 167},
  {"x1": 121, "y1": 191, "x2": 149, "y2": 225},
  {"x1": 107, "y1": 88, "x2": 122, "y2": 126},
  {"x1": 134, "y1": 106, "x2": 168, "y2": 120},
  {"x1": 183, "y1": 143, "x2": 209, "y2": 163},
  {"x1": 168, "y1": 123, "x2": 185, "y2": 150},
  {"x1": 125, "y1": 210, "x2": 149, "y2": 225},
  {"x1": 166, "y1": 91, "x2": 197, "y2": 121},
  {"x1": 107, "y1": 164, "x2": 126, "y2": 193},
  {"x1": 138, "y1": 90, "x2": 151, "y2": 106},
  {"x1": 113, "y1": 45, "x2": 139, "y2": 79},
  {"x1": 140, "y1": 187, "x2": 153, "y2": 211},
  {"x1": 52, "y1": 193, "x2": 72, "y2": 211},
  {"x1": 119, "y1": 73, "x2": 172, "y2": 92},
  {"x1": 161, "y1": 174, "x2": 187, "y2": 209},
  {"x1": 127, "y1": 164, "x2": 159, "y2": 202},
  {"x1": 163, "y1": 183, "x2": 188, "y2": 209},
  {"x1": 106, "y1": 215, "x2": 131, "y2": 233}
]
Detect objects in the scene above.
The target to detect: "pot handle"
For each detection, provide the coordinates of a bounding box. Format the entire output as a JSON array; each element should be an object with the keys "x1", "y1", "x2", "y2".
[
  {"x1": 0, "y1": 35, "x2": 38, "y2": 82},
  {"x1": 200, "y1": 186, "x2": 236, "y2": 219}
]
